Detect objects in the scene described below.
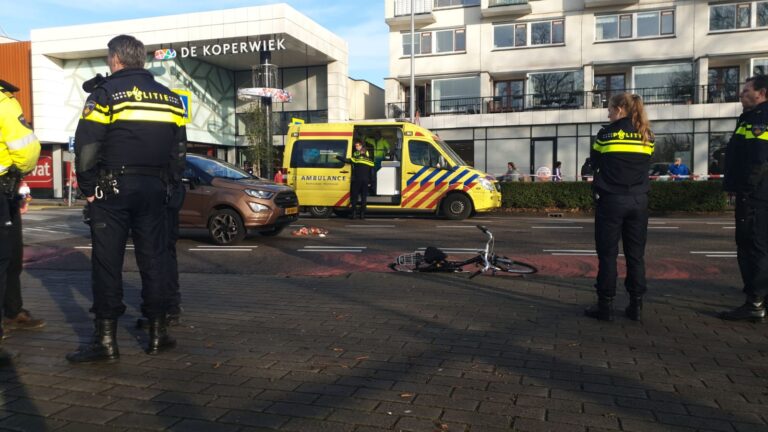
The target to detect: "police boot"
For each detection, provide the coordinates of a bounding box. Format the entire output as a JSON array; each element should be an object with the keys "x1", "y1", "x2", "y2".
[
  {"x1": 625, "y1": 296, "x2": 643, "y2": 321},
  {"x1": 359, "y1": 210, "x2": 365, "y2": 220},
  {"x1": 66, "y1": 319, "x2": 119, "y2": 363},
  {"x1": 584, "y1": 296, "x2": 614, "y2": 321},
  {"x1": 146, "y1": 316, "x2": 176, "y2": 355},
  {"x1": 350, "y1": 207, "x2": 357, "y2": 220},
  {"x1": 719, "y1": 295, "x2": 766, "y2": 322}
]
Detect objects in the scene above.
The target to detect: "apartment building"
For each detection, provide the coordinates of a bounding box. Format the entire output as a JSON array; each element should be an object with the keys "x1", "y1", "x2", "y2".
[{"x1": 384, "y1": 0, "x2": 767, "y2": 179}]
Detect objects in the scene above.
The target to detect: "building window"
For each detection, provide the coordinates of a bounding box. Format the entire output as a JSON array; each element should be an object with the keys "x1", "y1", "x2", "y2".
[
  {"x1": 434, "y1": 0, "x2": 479, "y2": 7},
  {"x1": 403, "y1": 28, "x2": 465, "y2": 55},
  {"x1": 528, "y1": 70, "x2": 584, "y2": 108},
  {"x1": 633, "y1": 63, "x2": 693, "y2": 104},
  {"x1": 707, "y1": 67, "x2": 740, "y2": 103},
  {"x1": 432, "y1": 76, "x2": 481, "y2": 113},
  {"x1": 652, "y1": 134, "x2": 693, "y2": 171},
  {"x1": 494, "y1": 80, "x2": 524, "y2": 111},
  {"x1": 710, "y1": 2, "x2": 768, "y2": 31},
  {"x1": 759, "y1": 1, "x2": 768, "y2": 26},
  {"x1": 753, "y1": 58, "x2": 768, "y2": 75},
  {"x1": 594, "y1": 74, "x2": 625, "y2": 107},
  {"x1": 596, "y1": 9, "x2": 674, "y2": 41},
  {"x1": 709, "y1": 134, "x2": 730, "y2": 175},
  {"x1": 493, "y1": 19, "x2": 564, "y2": 48},
  {"x1": 402, "y1": 33, "x2": 421, "y2": 55}
]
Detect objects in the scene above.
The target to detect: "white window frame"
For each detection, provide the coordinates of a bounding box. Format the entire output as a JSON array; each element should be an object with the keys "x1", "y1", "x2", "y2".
[
  {"x1": 402, "y1": 28, "x2": 466, "y2": 56},
  {"x1": 752, "y1": 58, "x2": 768, "y2": 75},
  {"x1": 595, "y1": 9, "x2": 675, "y2": 42},
  {"x1": 492, "y1": 18, "x2": 565, "y2": 49},
  {"x1": 709, "y1": 1, "x2": 768, "y2": 32}
]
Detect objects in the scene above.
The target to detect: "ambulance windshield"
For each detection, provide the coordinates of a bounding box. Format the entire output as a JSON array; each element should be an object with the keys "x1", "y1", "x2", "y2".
[{"x1": 434, "y1": 137, "x2": 466, "y2": 167}]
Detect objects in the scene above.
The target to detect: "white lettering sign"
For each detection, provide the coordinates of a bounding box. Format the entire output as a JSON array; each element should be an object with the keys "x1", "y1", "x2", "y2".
[{"x1": 179, "y1": 38, "x2": 287, "y2": 58}]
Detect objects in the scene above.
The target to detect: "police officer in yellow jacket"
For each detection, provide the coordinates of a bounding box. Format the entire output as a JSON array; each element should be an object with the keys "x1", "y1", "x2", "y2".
[
  {"x1": 720, "y1": 75, "x2": 768, "y2": 322},
  {"x1": 0, "y1": 80, "x2": 42, "y2": 362},
  {"x1": 66, "y1": 35, "x2": 186, "y2": 363},
  {"x1": 586, "y1": 93, "x2": 654, "y2": 322}
]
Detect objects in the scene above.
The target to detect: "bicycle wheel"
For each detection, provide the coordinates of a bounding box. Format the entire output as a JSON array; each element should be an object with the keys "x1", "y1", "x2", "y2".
[
  {"x1": 493, "y1": 256, "x2": 538, "y2": 274},
  {"x1": 389, "y1": 253, "x2": 424, "y2": 272}
]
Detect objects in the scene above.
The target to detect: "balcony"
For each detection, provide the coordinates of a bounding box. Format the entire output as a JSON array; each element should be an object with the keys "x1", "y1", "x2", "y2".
[
  {"x1": 386, "y1": 0, "x2": 435, "y2": 29},
  {"x1": 386, "y1": 84, "x2": 738, "y2": 119},
  {"x1": 481, "y1": 0, "x2": 533, "y2": 18},
  {"x1": 583, "y1": 0, "x2": 638, "y2": 8}
]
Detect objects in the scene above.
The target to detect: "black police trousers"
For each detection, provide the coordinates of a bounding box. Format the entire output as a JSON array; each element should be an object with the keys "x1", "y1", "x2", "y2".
[
  {"x1": 89, "y1": 175, "x2": 168, "y2": 320},
  {"x1": 0, "y1": 195, "x2": 22, "y2": 325},
  {"x1": 166, "y1": 182, "x2": 185, "y2": 315},
  {"x1": 594, "y1": 193, "x2": 649, "y2": 298},
  {"x1": 735, "y1": 194, "x2": 768, "y2": 300},
  {"x1": 350, "y1": 179, "x2": 369, "y2": 213}
]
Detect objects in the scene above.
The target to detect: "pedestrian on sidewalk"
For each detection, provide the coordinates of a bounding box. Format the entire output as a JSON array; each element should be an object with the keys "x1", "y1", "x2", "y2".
[
  {"x1": 0, "y1": 79, "x2": 44, "y2": 363},
  {"x1": 586, "y1": 92, "x2": 655, "y2": 322},
  {"x1": 720, "y1": 75, "x2": 768, "y2": 322}
]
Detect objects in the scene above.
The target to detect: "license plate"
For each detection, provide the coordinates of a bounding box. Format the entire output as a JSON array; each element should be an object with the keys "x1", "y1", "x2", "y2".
[{"x1": 285, "y1": 207, "x2": 299, "y2": 215}]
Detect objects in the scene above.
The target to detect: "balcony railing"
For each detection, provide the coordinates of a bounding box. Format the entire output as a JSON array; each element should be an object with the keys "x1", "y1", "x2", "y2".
[
  {"x1": 394, "y1": 0, "x2": 433, "y2": 16},
  {"x1": 387, "y1": 84, "x2": 742, "y2": 118},
  {"x1": 489, "y1": 0, "x2": 529, "y2": 6}
]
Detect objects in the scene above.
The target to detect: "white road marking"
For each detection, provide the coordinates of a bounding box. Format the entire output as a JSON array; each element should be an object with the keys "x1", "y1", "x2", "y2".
[
  {"x1": 544, "y1": 249, "x2": 594, "y2": 253},
  {"x1": 552, "y1": 253, "x2": 598, "y2": 256},
  {"x1": 648, "y1": 226, "x2": 679, "y2": 229},
  {"x1": 194, "y1": 245, "x2": 258, "y2": 249},
  {"x1": 706, "y1": 254, "x2": 737, "y2": 258},
  {"x1": 690, "y1": 251, "x2": 736, "y2": 254},
  {"x1": 75, "y1": 246, "x2": 134, "y2": 250},
  {"x1": 707, "y1": 222, "x2": 734, "y2": 225}
]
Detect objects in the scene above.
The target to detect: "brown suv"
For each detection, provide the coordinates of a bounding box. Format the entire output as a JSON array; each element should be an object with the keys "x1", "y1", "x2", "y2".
[{"x1": 181, "y1": 154, "x2": 299, "y2": 244}]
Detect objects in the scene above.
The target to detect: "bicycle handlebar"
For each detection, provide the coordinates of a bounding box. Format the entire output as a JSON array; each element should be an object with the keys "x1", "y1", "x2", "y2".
[{"x1": 476, "y1": 225, "x2": 489, "y2": 234}]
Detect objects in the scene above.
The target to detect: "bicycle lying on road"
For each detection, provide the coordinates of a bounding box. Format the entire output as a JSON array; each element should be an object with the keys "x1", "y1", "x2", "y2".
[{"x1": 388, "y1": 225, "x2": 538, "y2": 278}]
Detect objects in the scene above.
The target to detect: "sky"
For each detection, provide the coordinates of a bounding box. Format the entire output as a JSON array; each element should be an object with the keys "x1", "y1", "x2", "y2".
[{"x1": 1, "y1": 0, "x2": 390, "y2": 88}]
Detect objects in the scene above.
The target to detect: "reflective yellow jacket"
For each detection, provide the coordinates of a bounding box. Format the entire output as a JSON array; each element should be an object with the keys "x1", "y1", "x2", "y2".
[{"x1": 0, "y1": 83, "x2": 41, "y2": 176}]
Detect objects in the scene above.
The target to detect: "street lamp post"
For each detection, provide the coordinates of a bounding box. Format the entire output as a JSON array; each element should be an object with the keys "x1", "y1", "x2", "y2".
[{"x1": 409, "y1": 0, "x2": 415, "y2": 122}]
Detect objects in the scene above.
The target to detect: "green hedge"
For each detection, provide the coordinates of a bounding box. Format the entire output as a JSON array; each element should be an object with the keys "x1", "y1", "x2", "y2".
[{"x1": 500, "y1": 181, "x2": 728, "y2": 212}]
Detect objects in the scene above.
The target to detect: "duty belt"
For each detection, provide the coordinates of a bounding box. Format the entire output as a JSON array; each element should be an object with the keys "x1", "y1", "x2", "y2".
[{"x1": 105, "y1": 166, "x2": 168, "y2": 178}]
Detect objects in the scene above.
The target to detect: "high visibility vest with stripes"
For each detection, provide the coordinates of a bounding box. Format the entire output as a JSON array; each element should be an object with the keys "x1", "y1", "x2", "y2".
[
  {"x1": 0, "y1": 86, "x2": 41, "y2": 176},
  {"x1": 593, "y1": 128, "x2": 654, "y2": 156}
]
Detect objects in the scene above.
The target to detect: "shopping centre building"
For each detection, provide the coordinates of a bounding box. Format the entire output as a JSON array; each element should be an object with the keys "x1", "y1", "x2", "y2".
[
  {"x1": 3, "y1": 3, "x2": 383, "y2": 197},
  {"x1": 385, "y1": 0, "x2": 768, "y2": 179}
]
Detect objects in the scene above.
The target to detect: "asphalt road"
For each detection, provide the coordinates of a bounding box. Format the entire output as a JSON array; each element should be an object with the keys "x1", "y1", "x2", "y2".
[{"x1": 22, "y1": 207, "x2": 738, "y2": 282}]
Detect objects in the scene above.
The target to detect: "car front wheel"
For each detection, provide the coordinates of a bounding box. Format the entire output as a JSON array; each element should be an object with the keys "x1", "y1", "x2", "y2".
[{"x1": 208, "y1": 208, "x2": 246, "y2": 245}]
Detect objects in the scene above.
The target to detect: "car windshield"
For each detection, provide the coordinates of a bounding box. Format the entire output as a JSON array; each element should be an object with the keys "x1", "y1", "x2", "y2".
[
  {"x1": 189, "y1": 156, "x2": 252, "y2": 180},
  {"x1": 434, "y1": 137, "x2": 467, "y2": 167}
]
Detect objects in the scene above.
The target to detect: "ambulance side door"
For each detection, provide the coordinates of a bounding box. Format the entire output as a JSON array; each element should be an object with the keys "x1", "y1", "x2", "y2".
[{"x1": 289, "y1": 139, "x2": 350, "y2": 206}]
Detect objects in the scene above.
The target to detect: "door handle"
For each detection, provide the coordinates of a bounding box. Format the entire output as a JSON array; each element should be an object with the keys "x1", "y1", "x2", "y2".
[
  {"x1": 340, "y1": 170, "x2": 349, "y2": 173},
  {"x1": 407, "y1": 172, "x2": 416, "y2": 174}
]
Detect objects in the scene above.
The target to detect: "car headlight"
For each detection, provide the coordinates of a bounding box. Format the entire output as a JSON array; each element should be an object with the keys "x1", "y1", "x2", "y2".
[
  {"x1": 245, "y1": 189, "x2": 274, "y2": 199},
  {"x1": 248, "y1": 202, "x2": 270, "y2": 213},
  {"x1": 478, "y1": 177, "x2": 495, "y2": 191}
]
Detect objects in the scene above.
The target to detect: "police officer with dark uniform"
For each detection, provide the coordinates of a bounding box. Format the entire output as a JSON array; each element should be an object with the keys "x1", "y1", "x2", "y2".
[
  {"x1": 720, "y1": 75, "x2": 768, "y2": 322},
  {"x1": 0, "y1": 80, "x2": 42, "y2": 363},
  {"x1": 66, "y1": 35, "x2": 186, "y2": 363},
  {"x1": 586, "y1": 93, "x2": 654, "y2": 322},
  {"x1": 339, "y1": 140, "x2": 374, "y2": 219},
  {"x1": 349, "y1": 140, "x2": 374, "y2": 219}
]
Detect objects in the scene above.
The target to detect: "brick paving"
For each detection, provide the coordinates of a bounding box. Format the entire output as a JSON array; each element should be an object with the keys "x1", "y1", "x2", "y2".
[{"x1": 0, "y1": 267, "x2": 766, "y2": 431}]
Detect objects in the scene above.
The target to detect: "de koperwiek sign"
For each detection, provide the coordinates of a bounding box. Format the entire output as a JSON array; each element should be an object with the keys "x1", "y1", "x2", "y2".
[{"x1": 180, "y1": 38, "x2": 286, "y2": 58}]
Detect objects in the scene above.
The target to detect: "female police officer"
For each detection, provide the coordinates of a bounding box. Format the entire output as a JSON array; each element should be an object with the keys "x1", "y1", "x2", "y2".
[{"x1": 586, "y1": 93, "x2": 654, "y2": 321}]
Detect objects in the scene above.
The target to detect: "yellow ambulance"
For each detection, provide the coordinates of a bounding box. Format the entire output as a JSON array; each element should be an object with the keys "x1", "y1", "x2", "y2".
[{"x1": 283, "y1": 122, "x2": 501, "y2": 219}]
